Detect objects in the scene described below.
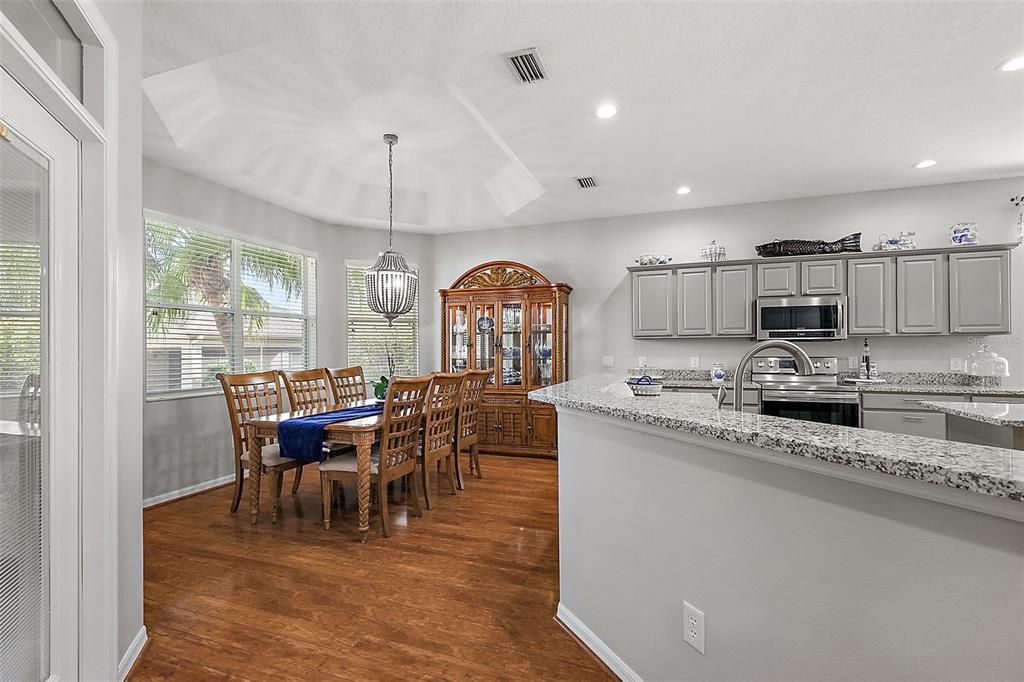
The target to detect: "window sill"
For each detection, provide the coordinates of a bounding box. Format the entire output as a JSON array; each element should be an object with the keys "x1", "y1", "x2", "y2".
[{"x1": 145, "y1": 389, "x2": 221, "y2": 403}]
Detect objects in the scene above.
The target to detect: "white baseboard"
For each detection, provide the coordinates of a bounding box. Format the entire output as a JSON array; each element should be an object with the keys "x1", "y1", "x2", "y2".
[
  {"x1": 556, "y1": 602, "x2": 642, "y2": 682},
  {"x1": 143, "y1": 473, "x2": 236, "y2": 508},
  {"x1": 118, "y1": 626, "x2": 148, "y2": 681}
]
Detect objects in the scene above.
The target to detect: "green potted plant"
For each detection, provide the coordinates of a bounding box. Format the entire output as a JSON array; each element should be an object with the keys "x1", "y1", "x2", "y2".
[{"x1": 373, "y1": 343, "x2": 398, "y2": 399}]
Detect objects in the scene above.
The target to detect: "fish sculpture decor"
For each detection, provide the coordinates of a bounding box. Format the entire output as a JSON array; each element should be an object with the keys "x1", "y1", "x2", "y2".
[{"x1": 755, "y1": 233, "x2": 861, "y2": 258}]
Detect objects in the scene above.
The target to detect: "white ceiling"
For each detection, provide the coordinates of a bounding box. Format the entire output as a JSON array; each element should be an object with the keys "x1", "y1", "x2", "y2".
[{"x1": 142, "y1": 1, "x2": 1024, "y2": 234}]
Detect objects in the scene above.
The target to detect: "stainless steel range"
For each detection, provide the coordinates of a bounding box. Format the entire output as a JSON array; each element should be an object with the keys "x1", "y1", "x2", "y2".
[{"x1": 754, "y1": 355, "x2": 861, "y2": 427}]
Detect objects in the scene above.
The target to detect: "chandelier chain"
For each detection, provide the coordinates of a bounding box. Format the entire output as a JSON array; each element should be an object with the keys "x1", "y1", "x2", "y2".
[{"x1": 387, "y1": 139, "x2": 394, "y2": 249}]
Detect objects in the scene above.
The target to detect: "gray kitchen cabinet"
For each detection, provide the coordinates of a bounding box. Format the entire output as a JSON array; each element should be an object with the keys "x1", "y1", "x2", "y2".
[
  {"x1": 715, "y1": 264, "x2": 754, "y2": 336},
  {"x1": 949, "y1": 251, "x2": 1011, "y2": 334},
  {"x1": 631, "y1": 269, "x2": 674, "y2": 337},
  {"x1": 801, "y1": 259, "x2": 845, "y2": 295},
  {"x1": 757, "y1": 262, "x2": 797, "y2": 297},
  {"x1": 676, "y1": 267, "x2": 713, "y2": 336},
  {"x1": 862, "y1": 411, "x2": 947, "y2": 439},
  {"x1": 847, "y1": 257, "x2": 895, "y2": 335},
  {"x1": 896, "y1": 254, "x2": 948, "y2": 334}
]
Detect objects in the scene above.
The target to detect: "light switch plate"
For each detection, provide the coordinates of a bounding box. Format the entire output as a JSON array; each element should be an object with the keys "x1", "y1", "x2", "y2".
[
  {"x1": 950, "y1": 357, "x2": 962, "y2": 372},
  {"x1": 690, "y1": 356, "x2": 700, "y2": 369},
  {"x1": 638, "y1": 356, "x2": 647, "y2": 368},
  {"x1": 847, "y1": 356, "x2": 858, "y2": 370},
  {"x1": 602, "y1": 355, "x2": 614, "y2": 368}
]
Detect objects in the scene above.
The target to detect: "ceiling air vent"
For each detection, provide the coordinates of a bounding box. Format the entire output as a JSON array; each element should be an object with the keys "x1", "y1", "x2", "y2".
[
  {"x1": 575, "y1": 176, "x2": 598, "y2": 189},
  {"x1": 504, "y1": 48, "x2": 547, "y2": 84}
]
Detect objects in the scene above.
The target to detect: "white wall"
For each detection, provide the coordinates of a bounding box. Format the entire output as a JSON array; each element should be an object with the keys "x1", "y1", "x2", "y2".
[
  {"x1": 94, "y1": 0, "x2": 146, "y2": 666},
  {"x1": 142, "y1": 159, "x2": 435, "y2": 501},
  {"x1": 432, "y1": 177, "x2": 1024, "y2": 381},
  {"x1": 558, "y1": 411, "x2": 1023, "y2": 680}
]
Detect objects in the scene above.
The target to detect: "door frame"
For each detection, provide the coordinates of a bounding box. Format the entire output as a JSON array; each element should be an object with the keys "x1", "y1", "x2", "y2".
[{"x1": 1, "y1": 1, "x2": 120, "y2": 679}]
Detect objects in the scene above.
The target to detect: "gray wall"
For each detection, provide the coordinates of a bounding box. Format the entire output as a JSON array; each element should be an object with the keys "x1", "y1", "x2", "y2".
[
  {"x1": 95, "y1": 0, "x2": 146, "y2": 663},
  {"x1": 142, "y1": 159, "x2": 435, "y2": 502},
  {"x1": 432, "y1": 177, "x2": 1024, "y2": 381},
  {"x1": 559, "y1": 411, "x2": 1023, "y2": 680}
]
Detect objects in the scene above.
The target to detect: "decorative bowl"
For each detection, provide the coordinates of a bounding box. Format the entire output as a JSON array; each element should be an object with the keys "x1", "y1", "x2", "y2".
[
  {"x1": 635, "y1": 254, "x2": 673, "y2": 266},
  {"x1": 625, "y1": 375, "x2": 663, "y2": 397}
]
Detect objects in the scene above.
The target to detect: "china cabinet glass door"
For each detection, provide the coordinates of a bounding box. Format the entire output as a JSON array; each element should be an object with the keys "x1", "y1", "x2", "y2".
[
  {"x1": 500, "y1": 302, "x2": 523, "y2": 387},
  {"x1": 473, "y1": 302, "x2": 496, "y2": 384},
  {"x1": 530, "y1": 301, "x2": 554, "y2": 387},
  {"x1": 447, "y1": 304, "x2": 469, "y2": 373}
]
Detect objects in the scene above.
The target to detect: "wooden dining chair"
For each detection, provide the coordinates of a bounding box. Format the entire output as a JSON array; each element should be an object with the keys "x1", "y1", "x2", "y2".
[
  {"x1": 327, "y1": 366, "x2": 368, "y2": 407},
  {"x1": 280, "y1": 367, "x2": 354, "y2": 467},
  {"x1": 419, "y1": 373, "x2": 464, "y2": 510},
  {"x1": 457, "y1": 369, "x2": 490, "y2": 481},
  {"x1": 216, "y1": 370, "x2": 302, "y2": 515},
  {"x1": 319, "y1": 374, "x2": 432, "y2": 537}
]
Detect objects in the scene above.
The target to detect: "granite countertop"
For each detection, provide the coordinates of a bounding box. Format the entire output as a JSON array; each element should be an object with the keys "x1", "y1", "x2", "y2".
[
  {"x1": 530, "y1": 375, "x2": 1024, "y2": 503},
  {"x1": 854, "y1": 383, "x2": 1024, "y2": 396},
  {"x1": 917, "y1": 401, "x2": 1024, "y2": 428}
]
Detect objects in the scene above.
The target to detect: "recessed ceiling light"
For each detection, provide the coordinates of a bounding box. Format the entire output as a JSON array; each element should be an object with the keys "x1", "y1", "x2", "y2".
[
  {"x1": 998, "y1": 55, "x2": 1024, "y2": 72},
  {"x1": 913, "y1": 159, "x2": 937, "y2": 169},
  {"x1": 596, "y1": 103, "x2": 617, "y2": 119},
  {"x1": 676, "y1": 186, "x2": 692, "y2": 195}
]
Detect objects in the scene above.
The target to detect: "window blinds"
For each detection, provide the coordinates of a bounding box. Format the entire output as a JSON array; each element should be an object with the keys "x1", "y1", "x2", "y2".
[
  {"x1": 144, "y1": 217, "x2": 317, "y2": 396},
  {"x1": 346, "y1": 262, "x2": 419, "y2": 380}
]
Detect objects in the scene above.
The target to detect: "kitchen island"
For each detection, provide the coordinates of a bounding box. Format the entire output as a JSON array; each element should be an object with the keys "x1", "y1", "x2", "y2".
[
  {"x1": 919, "y1": 399, "x2": 1024, "y2": 450},
  {"x1": 530, "y1": 375, "x2": 1023, "y2": 681}
]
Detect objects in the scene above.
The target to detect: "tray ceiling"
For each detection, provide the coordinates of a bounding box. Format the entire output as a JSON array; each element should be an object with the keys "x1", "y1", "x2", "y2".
[{"x1": 143, "y1": 1, "x2": 1024, "y2": 234}]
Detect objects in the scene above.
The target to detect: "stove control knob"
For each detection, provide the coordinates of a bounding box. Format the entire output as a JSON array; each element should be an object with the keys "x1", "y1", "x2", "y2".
[
  {"x1": 824, "y1": 362, "x2": 832, "y2": 369},
  {"x1": 814, "y1": 361, "x2": 821, "y2": 368}
]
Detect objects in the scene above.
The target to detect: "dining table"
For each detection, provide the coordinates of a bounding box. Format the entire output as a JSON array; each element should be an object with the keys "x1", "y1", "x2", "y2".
[{"x1": 245, "y1": 399, "x2": 384, "y2": 543}]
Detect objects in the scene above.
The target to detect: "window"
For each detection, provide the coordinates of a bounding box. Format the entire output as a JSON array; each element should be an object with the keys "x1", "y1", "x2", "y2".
[
  {"x1": 145, "y1": 214, "x2": 316, "y2": 397},
  {"x1": 346, "y1": 261, "x2": 418, "y2": 381}
]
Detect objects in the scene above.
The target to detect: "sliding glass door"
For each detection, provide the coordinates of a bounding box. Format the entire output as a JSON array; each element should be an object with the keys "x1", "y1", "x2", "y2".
[{"x1": 0, "y1": 70, "x2": 81, "y2": 681}]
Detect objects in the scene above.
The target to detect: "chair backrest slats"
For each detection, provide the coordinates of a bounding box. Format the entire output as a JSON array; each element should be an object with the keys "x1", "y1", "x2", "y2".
[
  {"x1": 281, "y1": 368, "x2": 334, "y2": 412},
  {"x1": 378, "y1": 375, "x2": 432, "y2": 474},
  {"x1": 327, "y1": 366, "x2": 368, "y2": 407},
  {"x1": 423, "y1": 373, "x2": 464, "y2": 458},
  {"x1": 457, "y1": 369, "x2": 490, "y2": 448},
  {"x1": 216, "y1": 371, "x2": 284, "y2": 459}
]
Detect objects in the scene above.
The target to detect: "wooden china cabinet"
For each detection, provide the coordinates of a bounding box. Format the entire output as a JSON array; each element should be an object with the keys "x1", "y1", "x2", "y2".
[{"x1": 440, "y1": 261, "x2": 571, "y2": 458}]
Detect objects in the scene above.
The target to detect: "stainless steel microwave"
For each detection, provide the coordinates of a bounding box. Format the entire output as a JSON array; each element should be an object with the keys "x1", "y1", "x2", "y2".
[{"x1": 755, "y1": 296, "x2": 847, "y2": 341}]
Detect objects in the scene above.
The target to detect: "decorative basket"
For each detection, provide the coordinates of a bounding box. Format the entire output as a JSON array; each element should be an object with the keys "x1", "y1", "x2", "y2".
[
  {"x1": 625, "y1": 375, "x2": 663, "y2": 397},
  {"x1": 700, "y1": 241, "x2": 727, "y2": 262}
]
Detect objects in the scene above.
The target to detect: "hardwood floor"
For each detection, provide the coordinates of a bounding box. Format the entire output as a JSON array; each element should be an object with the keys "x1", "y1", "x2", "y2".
[{"x1": 132, "y1": 456, "x2": 613, "y2": 681}]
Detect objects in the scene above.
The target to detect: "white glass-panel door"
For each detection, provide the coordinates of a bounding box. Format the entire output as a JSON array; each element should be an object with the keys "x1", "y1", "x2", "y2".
[{"x1": 0, "y1": 70, "x2": 81, "y2": 681}]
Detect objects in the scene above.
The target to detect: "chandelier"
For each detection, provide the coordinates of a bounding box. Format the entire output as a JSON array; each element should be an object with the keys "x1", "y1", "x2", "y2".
[{"x1": 365, "y1": 133, "x2": 418, "y2": 326}]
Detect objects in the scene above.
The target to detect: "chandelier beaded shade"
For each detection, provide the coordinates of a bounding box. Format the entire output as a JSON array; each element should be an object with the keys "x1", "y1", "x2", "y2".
[{"x1": 365, "y1": 133, "x2": 418, "y2": 326}]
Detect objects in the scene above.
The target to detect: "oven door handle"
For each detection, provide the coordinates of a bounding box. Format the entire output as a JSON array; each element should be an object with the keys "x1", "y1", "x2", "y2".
[{"x1": 762, "y1": 390, "x2": 860, "y2": 404}]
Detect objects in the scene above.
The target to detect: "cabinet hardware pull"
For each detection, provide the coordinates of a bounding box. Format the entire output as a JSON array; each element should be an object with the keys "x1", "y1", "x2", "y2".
[{"x1": 902, "y1": 415, "x2": 926, "y2": 422}]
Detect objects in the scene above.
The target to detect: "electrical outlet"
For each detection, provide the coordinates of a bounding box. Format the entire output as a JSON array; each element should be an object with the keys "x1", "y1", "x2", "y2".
[
  {"x1": 602, "y1": 355, "x2": 614, "y2": 368},
  {"x1": 847, "y1": 356, "x2": 858, "y2": 370},
  {"x1": 683, "y1": 601, "x2": 705, "y2": 655},
  {"x1": 638, "y1": 356, "x2": 647, "y2": 368},
  {"x1": 950, "y1": 357, "x2": 962, "y2": 372},
  {"x1": 690, "y1": 356, "x2": 700, "y2": 369}
]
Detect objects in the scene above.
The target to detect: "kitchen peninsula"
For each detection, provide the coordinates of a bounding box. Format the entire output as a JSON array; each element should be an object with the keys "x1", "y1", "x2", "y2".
[{"x1": 531, "y1": 376, "x2": 1023, "y2": 680}]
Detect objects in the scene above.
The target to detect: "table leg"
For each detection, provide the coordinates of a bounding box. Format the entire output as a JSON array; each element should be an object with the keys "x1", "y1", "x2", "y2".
[
  {"x1": 355, "y1": 433, "x2": 374, "y2": 543},
  {"x1": 248, "y1": 425, "x2": 263, "y2": 525}
]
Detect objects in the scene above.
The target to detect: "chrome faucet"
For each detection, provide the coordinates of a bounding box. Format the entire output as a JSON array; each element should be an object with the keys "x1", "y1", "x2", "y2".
[{"x1": 728, "y1": 340, "x2": 813, "y2": 411}]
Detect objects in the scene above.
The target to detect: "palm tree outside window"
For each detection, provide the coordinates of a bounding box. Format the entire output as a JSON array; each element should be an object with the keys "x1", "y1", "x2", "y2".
[{"x1": 144, "y1": 213, "x2": 316, "y2": 397}]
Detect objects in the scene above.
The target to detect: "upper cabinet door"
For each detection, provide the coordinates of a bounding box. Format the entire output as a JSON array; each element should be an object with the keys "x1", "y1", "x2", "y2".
[
  {"x1": 896, "y1": 254, "x2": 948, "y2": 334},
  {"x1": 632, "y1": 270, "x2": 674, "y2": 337},
  {"x1": 949, "y1": 251, "x2": 1011, "y2": 334},
  {"x1": 847, "y1": 258, "x2": 895, "y2": 335},
  {"x1": 801, "y1": 259, "x2": 846, "y2": 295},
  {"x1": 677, "y1": 267, "x2": 713, "y2": 336},
  {"x1": 757, "y1": 262, "x2": 797, "y2": 297},
  {"x1": 715, "y1": 264, "x2": 754, "y2": 336}
]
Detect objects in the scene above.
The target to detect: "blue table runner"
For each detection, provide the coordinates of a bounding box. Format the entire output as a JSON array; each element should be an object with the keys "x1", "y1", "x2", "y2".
[{"x1": 278, "y1": 404, "x2": 384, "y2": 462}]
